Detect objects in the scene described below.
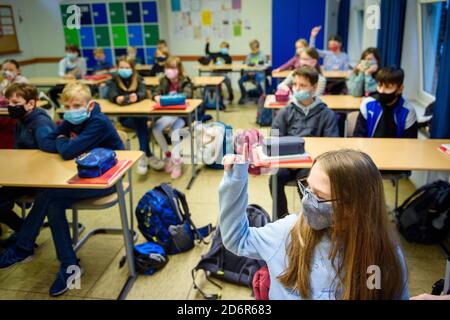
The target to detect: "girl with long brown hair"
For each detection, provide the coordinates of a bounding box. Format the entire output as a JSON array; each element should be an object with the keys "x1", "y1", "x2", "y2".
[{"x1": 219, "y1": 148, "x2": 408, "y2": 300}]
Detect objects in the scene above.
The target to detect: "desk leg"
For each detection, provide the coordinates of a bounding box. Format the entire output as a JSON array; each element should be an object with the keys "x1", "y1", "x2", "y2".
[
  {"x1": 187, "y1": 112, "x2": 200, "y2": 190},
  {"x1": 344, "y1": 112, "x2": 349, "y2": 138},
  {"x1": 116, "y1": 178, "x2": 137, "y2": 300},
  {"x1": 215, "y1": 85, "x2": 220, "y2": 121},
  {"x1": 271, "y1": 173, "x2": 278, "y2": 221}
]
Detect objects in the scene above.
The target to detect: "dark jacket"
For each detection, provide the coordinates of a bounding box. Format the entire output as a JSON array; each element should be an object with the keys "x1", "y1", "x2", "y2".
[
  {"x1": 41, "y1": 104, "x2": 124, "y2": 160},
  {"x1": 149, "y1": 63, "x2": 165, "y2": 77},
  {"x1": 152, "y1": 75, "x2": 193, "y2": 99},
  {"x1": 205, "y1": 43, "x2": 232, "y2": 65},
  {"x1": 106, "y1": 74, "x2": 147, "y2": 104},
  {"x1": 272, "y1": 99, "x2": 339, "y2": 138},
  {"x1": 353, "y1": 95, "x2": 418, "y2": 138},
  {"x1": 92, "y1": 60, "x2": 113, "y2": 73},
  {"x1": 14, "y1": 108, "x2": 56, "y2": 150}
]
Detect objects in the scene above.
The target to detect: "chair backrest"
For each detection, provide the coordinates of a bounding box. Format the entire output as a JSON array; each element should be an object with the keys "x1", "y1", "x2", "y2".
[
  {"x1": 116, "y1": 129, "x2": 130, "y2": 151},
  {"x1": 346, "y1": 111, "x2": 359, "y2": 137}
]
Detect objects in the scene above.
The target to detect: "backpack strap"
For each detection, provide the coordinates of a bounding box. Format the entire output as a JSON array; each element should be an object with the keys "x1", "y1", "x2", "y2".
[
  {"x1": 191, "y1": 267, "x2": 223, "y2": 300},
  {"x1": 396, "y1": 183, "x2": 438, "y2": 213},
  {"x1": 159, "y1": 184, "x2": 184, "y2": 222}
]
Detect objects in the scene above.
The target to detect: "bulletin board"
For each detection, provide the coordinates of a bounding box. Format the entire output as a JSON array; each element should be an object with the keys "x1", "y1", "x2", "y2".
[
  {"x1": 171, "y1": 0, "x2": 248, "y2": 40},
  {"x1": 0, "y1": 5, "x2": 20, "y2": 55},
  {"x1": 60, "y1": 1, "x2": 160, "y2": 70}
]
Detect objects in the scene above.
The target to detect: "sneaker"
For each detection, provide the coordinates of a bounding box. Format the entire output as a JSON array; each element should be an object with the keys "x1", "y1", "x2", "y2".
[
  {"x1": 238, "y1": 97, "x2": 247, "y2": 105},
  {"x1": 49, "y1": 264, "x2": 84, "y2": 297},
  {"x1": 137, "y1": 156, "x2": 149, "y2": 175},
  {"x1": 164, "y1": 157, "x2": 174, "y2": 173},
  {"x1": 148, "y1": 156, "x2": 165, "y2": 171},
  {"x1": 0, "y1": 245, "x2": 34, "y2": 270},
  {"x1": 171, "y1": 159, "x2": 183, "y2": 180}
]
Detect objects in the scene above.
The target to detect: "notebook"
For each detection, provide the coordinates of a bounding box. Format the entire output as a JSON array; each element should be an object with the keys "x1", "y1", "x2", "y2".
[{"x1": 252, "y1": 146, "x2": 313, "y2": 167}]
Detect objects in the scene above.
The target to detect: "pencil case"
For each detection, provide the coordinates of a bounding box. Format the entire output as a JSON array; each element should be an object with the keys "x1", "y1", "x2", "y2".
[
  {"x1": 160, "y1": 94, "x2": 186, "y2": 106},
  {"x1": 275, "y1": 89, "x2": 290, "y2": 102},
  {"x1": 263, "y1": 137, "x2": 305, "y2": 157},
  {"x1": 76, "y1": 148, "x2": 118, "y2": 178}
]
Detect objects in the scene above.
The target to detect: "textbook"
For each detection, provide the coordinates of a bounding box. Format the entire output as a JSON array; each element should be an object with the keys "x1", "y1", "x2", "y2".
[
  {"x1": 252, "y1": 145, "x2": 313, "y2": 167},
  {"x1": 68, "y1": 159, "x2": 131, "y2": 185},
  {"x1": 153, "y1": 102, "x2": 188, "y2": 110},
  {"x1": 438, "y1": 144, "x2": 450, "y2": 157}
]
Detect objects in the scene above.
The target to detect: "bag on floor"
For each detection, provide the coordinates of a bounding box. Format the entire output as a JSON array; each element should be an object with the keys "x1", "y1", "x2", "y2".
[
  {"x1": 136, "y1": 184, "x2": 213, "y2": 255},
  {"x1": 256, "y1": 94, "x2": 273, "y2": 127},
  {"x1": 191, "y1": 204, "x2": 271, "y2": 300},
  {"x1": 253, "y1": 266, "x2": 270, "y2": 300},
  {"x1": 132, "y1": 242, "x2": 169, "y2": 276},
  {"x1": 203, "y1": 86, "x2": 225, "y2": 111},
  {"x1": 395, "y1": 180, "x2": 450, "y2": 245},
  {"x1": 195, "y1": 121, "x2": 233, "y2": 170}
]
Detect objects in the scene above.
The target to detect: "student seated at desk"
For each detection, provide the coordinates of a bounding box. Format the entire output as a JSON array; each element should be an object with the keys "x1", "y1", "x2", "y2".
[
  {"x1": 273, "y1": 39, "x2": 308, "y2": 73},
  {"x1": 238, "y1": 39, "x2": 267, "y2": 105},
  {"x1": 270, "y1": 66, "x2": 339, "y2": 220},
  {"x1": 0, "y1": 59, "x2": 30, "y2": 149},
  {"x1": 220, "y1": 148, "x2": 409, "y2": 300},
  {"x1": 277, "y1": 48, "x2": 326, "y2": 97},
  {"x1": 107, "y1": 56, "x2": 163, "y2": 175},
  {"x1": 152, "y1": 56, "x2": 193, "y2": 180},
  {"x1": 149, "y1": 47, "x2": 170, "y2": 77},
  {"x1": 49, "y1": 45, "x2": 87, "y2": 107},
  {"x1": 92, "y1": 48, "x2": 113, "y2": 74},
  {"x1": 127, "y1": 46, "x2": 142, "y2": 65},
  {"x1": 0, "y1": 84, "x2": 56, "y2": 248},
  {"x1": 0, "y1": 82, "x2": 124, "y2": 297},
  {"x1": 205, "y1": 38, "x2": 234, "y2": 103},
  {"x1": 347, "y1": 48, "x2": 381, "y2": 97},
  {"x1": 353, "y1": 67, "x2": 418, "y2": 138},
  {"x1": 309, "y1": 26, "x2": 349, "y2": 72}
]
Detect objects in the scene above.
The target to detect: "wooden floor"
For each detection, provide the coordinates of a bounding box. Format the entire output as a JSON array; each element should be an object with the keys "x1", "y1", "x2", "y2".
[{"x1": 0, "y1": 102, "x2": 447, "y2": 300}]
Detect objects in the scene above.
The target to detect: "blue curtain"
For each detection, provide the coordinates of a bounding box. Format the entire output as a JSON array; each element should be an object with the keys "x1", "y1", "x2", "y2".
[
  {"x1": 337, "y1": 0, "x2": 351, "y2": 52},
  {"x1": 431, "y1": 0, "x2": 450, "y2": 139},
  {"x1": 377, "y1": 0, "x2": 407, "y2": 67}
]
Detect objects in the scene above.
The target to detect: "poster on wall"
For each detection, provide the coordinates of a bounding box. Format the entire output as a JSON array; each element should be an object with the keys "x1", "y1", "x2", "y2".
[{"x1": 171, "y1": 0, "x2": 247, "y2": 40}]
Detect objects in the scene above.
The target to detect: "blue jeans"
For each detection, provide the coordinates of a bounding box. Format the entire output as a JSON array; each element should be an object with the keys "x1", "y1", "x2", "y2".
[
  {"x1": 17, "y1": 187, "x2": 115, "y2": 266},
  {"x1": 119, "y1": 117, "x2": 153, "y2": 157},
  {"x1": 238, "y1": 72, "x2": 265, "y2": 98}
]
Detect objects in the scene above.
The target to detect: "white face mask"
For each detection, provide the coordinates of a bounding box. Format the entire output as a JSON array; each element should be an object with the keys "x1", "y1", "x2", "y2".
[{"x1": 3, "y1": 70, "x2": 16, "y2": 81}]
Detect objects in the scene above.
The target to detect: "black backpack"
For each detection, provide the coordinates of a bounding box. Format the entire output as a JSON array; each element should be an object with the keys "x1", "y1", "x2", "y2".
[
  {"x1": 395, "y1": 180, "x2": 450, "y2": 245},
  {"x1": 191, "y1": 204, "x2": 271, "y2": 300}
]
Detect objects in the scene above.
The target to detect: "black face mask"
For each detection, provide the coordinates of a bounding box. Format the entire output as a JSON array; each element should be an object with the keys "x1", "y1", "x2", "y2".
[
  {"x1": 7, "y1": 105, "x2": 27, "y2": 119},
  {"x1": 156, "y1": 56, "x2": 167, "y2": 63},
  {"x1": 378, "y1": 91, "x2": 399, "y2": 106}
]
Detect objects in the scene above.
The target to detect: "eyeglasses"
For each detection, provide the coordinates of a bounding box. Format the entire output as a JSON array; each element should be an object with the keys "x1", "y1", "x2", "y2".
[{"x1": 297, "y1": 178, "x2": 338, "y2": 208}]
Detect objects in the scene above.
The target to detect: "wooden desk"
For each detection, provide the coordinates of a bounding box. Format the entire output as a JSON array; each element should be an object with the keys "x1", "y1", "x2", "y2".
[
  {"x1": 264, "y1": 95, "x2": 361, "y2": 111},
  {"x1": 323, "y1": 70, "x2": 351, "y2": 79},
  {"x1": 0, "y1": 149, "x2": 143, "y2": 299},
  {"x1": 29, "y1": 76, "x2": 112, "y2": 88},
  {"x1": 197, "y1": 63, "x2": 269, "y2": 73},
  {"x1": 267, "y1": 138, "x2": 450, "y2": 220},
  {"x1": 272, "y1": 70, "x2": 291, "y2": 79},
  {"x1": 143, "y1": 77, "x2": 159, "y2": 87},
  {"x1": 57, "y1": 99, "x2": 203, "y2": 190},
  {"x1": 135, "y1": 64, "x2": 152, "y2": 71}
]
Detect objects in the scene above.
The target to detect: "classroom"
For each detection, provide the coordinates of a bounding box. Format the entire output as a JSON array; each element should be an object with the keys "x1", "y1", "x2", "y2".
[{"x1": 0, "y1": 0, "x2": 449, "y2": 303}]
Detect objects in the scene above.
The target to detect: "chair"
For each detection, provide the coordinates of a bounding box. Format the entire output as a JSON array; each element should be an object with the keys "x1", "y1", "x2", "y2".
[
  {"x1": 71, "y1": 129, "x2": 137, "y2": 251},
  {"x1": 346, "y1": 111, "x2": 359, "y2": 138}
]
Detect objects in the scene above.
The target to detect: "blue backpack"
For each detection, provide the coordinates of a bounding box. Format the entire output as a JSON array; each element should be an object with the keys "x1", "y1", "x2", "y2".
[
  {"x1": 136, "y1": 184, "x2": 213, "y2": 255},
  {"x1": 256, "y1": 94, "x2": 273, "y2": 127},
  {"x1": 203, "y1": 86, "x2": 225, "y2": 111}
]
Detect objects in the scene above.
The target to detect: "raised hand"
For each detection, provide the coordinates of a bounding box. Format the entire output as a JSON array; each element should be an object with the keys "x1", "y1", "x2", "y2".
[
  {"x1": 223, "y1": 143, "x2": 249, "y2": 172},
  {"x1": 311, "y1": 26, "x2": 322, "y2": 38}
]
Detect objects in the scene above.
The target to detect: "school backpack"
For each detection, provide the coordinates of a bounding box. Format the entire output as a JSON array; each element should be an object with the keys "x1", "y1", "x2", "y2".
[
  {"x1": 135, "y1": 183, "x2": 213, "y2": 255},
  {"x1": 203, "y1": 86, "x2": 225, "y2": 111},
  {"x1": 194, "y1": 121, "x2": 233, "y2": 170},
  {"x1": 253, "y1": 266, "x2": 270, "y2": 300},
  {"x1": 395, "y1": 180, "x2": 450, "y2": 245},
  {"x1": 119, "y1": 242, "x2": 169, "y2": 276},
  {"x1": 256, "y1": 94, "x2": 273, "y2": 127},
  {"x1": 191, "y1": 204, "x2": 271, "y2": 300}
]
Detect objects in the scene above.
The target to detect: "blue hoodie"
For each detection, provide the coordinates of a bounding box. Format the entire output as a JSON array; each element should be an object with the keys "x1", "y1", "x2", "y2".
[
  {"x1": 14, "y1": 108, "x2": 56, "y2": 150},
  {"x1": 218, "y1": 163, "x2": 410, "y2": 300},
  {"x1": 41, "y1": 103, "x2": 124, "y2": 160}
]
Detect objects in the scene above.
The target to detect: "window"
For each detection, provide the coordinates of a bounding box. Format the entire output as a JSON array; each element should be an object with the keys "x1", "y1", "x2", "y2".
[{"x1": 418, "y1": 0, "x2": 447, "y2": 100}]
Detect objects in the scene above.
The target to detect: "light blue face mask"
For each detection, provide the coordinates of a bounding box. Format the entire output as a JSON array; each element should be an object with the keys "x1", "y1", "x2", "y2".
[
  {"x1": 293, "y1": 89, "x2": 312, "y2": 103},
  {"x1": 64, "y1": 107, "x2": 90, "y2": 125},
  {"x1": 118, "y1": 68, "x2": 133, "y2": 79},
  {"x1": 220, "y1": 48, "x2": 229, "y2": 55},
  {"x1": 66, "y1": 53, "x2": 77, "y2": 61}
]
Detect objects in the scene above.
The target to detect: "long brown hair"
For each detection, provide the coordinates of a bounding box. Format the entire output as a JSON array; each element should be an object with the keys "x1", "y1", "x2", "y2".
[
  {"x1": 278, "y1": 150, "x2": 405, "y2": 300},
  {"x1": 354, "y1": 47, "x2": 382, "y2": 76},
  {"x1": 115, "y1": 56, "x2": 138, "y2": 92}
]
